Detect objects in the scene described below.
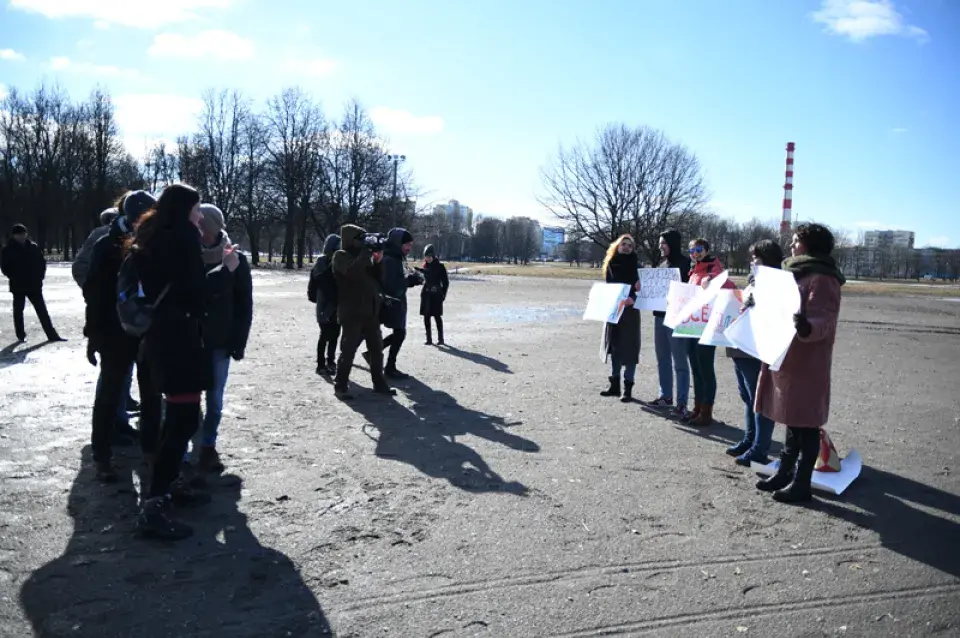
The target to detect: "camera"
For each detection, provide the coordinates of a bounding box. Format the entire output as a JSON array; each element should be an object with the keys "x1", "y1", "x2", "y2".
[{"x1": 362, "y1": 232, "x2": 388, "y2": 250}]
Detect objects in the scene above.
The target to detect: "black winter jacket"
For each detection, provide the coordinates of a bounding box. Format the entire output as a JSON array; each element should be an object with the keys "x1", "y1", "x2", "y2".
[
  {"x1": 202, "y1": 249, "x2": 253, "y2": 358},
  {"x1": 1, "y1": 239, "x2": 46, "y2": 294},
  {"x1": 83, "y1": 218, "x2": 134, "y2": 346}
]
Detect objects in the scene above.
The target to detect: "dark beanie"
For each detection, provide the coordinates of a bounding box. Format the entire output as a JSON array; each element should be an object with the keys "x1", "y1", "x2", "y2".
[
  {"x1": 123, "y1": 190, "x2": 157, "y2": 223},
  {"x1": 424, "y1": 244, "x2": 436, "y2": 258},
  {"x1": 11, "y1": 223, "x2": 27, "y2": 236}
]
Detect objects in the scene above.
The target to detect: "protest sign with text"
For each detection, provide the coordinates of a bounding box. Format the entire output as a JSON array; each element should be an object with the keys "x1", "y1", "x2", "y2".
[
  {"x1": 583, "y1": 283, "x2": 631, "y2": 323},
  {"x1": 699, "y1": 289, "x2": 744, "y2": 347},
  {"x1": 634, "y1": 268, "x2": 681, "y2": 312},
  {"x1": 664, "y1": 281, "x2": 709, "y2": 338}
]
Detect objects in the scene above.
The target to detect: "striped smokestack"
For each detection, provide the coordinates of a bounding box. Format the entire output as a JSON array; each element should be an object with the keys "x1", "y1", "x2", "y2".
[{"x1": 781, "y1": 142, "x2": 795, "y2": 240}]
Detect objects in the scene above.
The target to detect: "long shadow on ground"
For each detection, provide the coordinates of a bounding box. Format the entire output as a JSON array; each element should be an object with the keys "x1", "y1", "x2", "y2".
[
  {"x1": 435, "y1": 344, "x2": 512, "y2": 374},
  {"x1": 342, "y1": 375, "x2": 538, "y2": 495},
  {"x1": 0, "y1": 341, "x2": 49, "y2": 370},
  {"x1": 815, "y1": 465, "x2": 960, "y2": 579},
  {"x1": 19, "y1": 446, "x2": 331, "y2": 638}
]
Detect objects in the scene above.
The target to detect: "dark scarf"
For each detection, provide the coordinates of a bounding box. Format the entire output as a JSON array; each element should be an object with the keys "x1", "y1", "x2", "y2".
[
  {"x1": 606, "y1": 251, "x2": 639, "y2": 286},
  {"x1": 783, "y1": 254, "x2": 846, "y2": 286}
]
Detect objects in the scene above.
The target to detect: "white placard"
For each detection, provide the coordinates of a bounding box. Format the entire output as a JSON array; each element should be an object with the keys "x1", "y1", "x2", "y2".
[
  {"x1": 635, "y1": 268, "x2": 681, "y2": 312},
  {"x1": 699, "y1": 289, "x2": 743, "y2": 348},
  {"x1": 664, "y1": 270, "x2": 730, "y2": 330},
  {"x1": 583, "y1": 283, "x2": 631, "y2": 323},
  {"x1": 751, "y1": 449, "x2": 862, "y2": 495},
  {"x1": 726, "y1": 266, "x2": 801, "y2": 370}
]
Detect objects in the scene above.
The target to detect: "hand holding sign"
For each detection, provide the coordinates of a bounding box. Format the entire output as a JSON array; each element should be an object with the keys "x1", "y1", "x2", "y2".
[{"x1": 665, "y1": 270, "x2": 729, "y2": 329}]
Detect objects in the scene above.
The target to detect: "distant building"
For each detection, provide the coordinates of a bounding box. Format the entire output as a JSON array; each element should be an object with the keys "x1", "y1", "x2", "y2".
[
  {"x1": 541, "y1": 226, "x2": 565, "y2": 258},
  {"x1": 863, "y1": 230, "x2": 915, "y2": 251}
]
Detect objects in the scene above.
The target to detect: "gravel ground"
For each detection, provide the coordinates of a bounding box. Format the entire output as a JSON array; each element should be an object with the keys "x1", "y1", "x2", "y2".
[{"x1": 0, "y1": 265, "x2": 958, "y2": 637}]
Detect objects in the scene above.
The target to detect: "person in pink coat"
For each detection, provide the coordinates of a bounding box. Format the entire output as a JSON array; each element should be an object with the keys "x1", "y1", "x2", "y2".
[{"x1": 755, "y1": 223, "x2": 845, "y2": 503}]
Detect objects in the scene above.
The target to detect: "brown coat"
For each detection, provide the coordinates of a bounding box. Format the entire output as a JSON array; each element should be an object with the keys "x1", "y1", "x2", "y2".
[{"x1": 755, "y1": 273, "x2": 842, "y2": 428}]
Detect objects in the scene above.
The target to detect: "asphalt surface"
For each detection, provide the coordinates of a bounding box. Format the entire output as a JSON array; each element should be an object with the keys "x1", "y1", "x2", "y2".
[{"x1": 0, "y1": 265, "x2": 958, "y2": 637}]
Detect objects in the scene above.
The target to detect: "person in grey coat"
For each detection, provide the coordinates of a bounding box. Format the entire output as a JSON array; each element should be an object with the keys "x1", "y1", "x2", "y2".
[{"x1": 72, "y1": 207, "x2": 119, "y2": 288}]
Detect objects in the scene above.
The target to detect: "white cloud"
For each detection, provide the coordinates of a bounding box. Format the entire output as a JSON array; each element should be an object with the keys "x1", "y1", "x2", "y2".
[
  {"x1": 282, "y1": 57, "x2": 337, "y2": 78},
  {"x1": 0, "y1": 48, "x2": 27, "y2": 62},
  {"x1": 113, "y1": 93, "x2": 203, "y2": 154},
  {"x1": 148, "y1": 30, "x2": 254, "y2": 61},
  {"x1": 49, "y1": 56, "x2": 140, "y2": 78},
  {"x1": 93, "y1": 20, "x2": 110, "y2": 30},
  {"x1": 9, "y1": 0, "x2": 232, "y2": 29},
  {"x1": 370, "y1": 107, "x2": 444, "y2": 136},
  {"x1": 813, "y1": 0, "x2": 929, "y2": 43}
]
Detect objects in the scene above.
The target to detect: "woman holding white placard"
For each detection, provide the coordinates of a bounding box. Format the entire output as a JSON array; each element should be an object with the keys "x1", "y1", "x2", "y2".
[
  {"x1": 725, "y1": 240, "x2": 783, "y2": 466},
  {"x1": 599, "y1": 235, "x2": 640, "y2": 402},
  {"x1": 755, "y1": 223, "x2": 845, "y2": 504},
  {"x1": 685, "y1": 238, "x2": 735, "y2": 426}
]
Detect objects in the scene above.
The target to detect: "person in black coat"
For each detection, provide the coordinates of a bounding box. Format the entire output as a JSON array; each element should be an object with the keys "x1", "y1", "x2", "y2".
[
  {"x1": 1, "y1": 224, "x2": 64, "y2": 343},
  {"x1": 128, "y1": 183, "x2": 212, "y2": 540},
  {"x1": 310, "y1": 233, "x2": 341, "y2": 376},
  {"x1": 600, "y1": 234, "x2": 641, "y2": 402},
  {"x1": 377, "y1": 227, "x2": 423, "y2": 379},
  {"x1": 192, "y1": 203, "x2": 252, "y2": 474},
  {"x1": 83, "y1": 190, "x2": 161, "y2": 482},
  {"x1": 419, "y1": 244, "x2": 449, "y2": 345}
]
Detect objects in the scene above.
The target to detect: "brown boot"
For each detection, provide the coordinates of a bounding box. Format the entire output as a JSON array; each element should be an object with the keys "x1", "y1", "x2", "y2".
[
  {"x1": 691, "y1": 403, "x2": 714, "y2": 426},
  {"x1": 682, "y1": 402, "x2": 701, "y2": 422}
]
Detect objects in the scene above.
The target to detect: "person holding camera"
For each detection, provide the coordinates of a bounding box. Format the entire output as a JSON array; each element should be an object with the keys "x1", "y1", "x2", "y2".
[
  {"x1": 332, "y1": 225, "x2": 396, "y2": 400},
  {"x1": 376, "y1": 228, "x2": 422, "y2": 379}
]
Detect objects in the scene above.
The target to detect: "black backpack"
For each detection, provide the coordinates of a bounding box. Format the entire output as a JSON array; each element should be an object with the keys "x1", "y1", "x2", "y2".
[{"x1": 116, "y1": 253, "x2": 170, "y2": 337}]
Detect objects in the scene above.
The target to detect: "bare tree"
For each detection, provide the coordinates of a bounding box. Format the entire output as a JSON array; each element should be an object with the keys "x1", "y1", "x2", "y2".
[
  {"x1": 195, "y1": 89, "x2": 248, "y2": 221},
  {"x1": 539, "y1": 123, "x2": 707, "y2": 264}
]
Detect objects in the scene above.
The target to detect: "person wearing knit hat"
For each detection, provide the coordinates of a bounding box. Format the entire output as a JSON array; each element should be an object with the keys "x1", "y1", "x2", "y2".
[
  {"x1": 121, "y1": 190, "x2": 156, "y2": 224},
  {"x1": 419, "y1": 244, "x2": 449, "y2": 345},
  {"x1": 191, "y1": 202, "x2": 252, "y2": 474},
  {"x1": 73, "y1": 207, "x2": 119, "y2": 288},
  {"x1": 370, "y1": 227, "x2": 422, "y2": 379}
]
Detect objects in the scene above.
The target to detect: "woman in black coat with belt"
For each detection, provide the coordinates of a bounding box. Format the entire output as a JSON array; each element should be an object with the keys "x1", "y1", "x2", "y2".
[
  {"x1": 419, "y1": 244, "x2": 449, "y2": 345},
  {"x1": 600, "y1": 234, "x2": 641, "y2": 402},
  {"x1": 126, "y1": 183, "x2": 211, "y2": 540}
]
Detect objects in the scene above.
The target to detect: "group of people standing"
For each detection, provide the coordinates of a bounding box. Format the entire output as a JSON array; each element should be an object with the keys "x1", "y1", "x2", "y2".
[
  {"x1": 2, "y1": 184, "x2": 255, "y2": 541},
  {"x1": 309, "y1": 224, "x2": 449, "y2": 400},
  {"x1": 600, "y1": 223, "x2": 845, "y2": 504}
]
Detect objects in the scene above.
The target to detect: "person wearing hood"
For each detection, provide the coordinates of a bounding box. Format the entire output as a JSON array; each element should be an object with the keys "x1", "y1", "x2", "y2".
[
  {"x1": 419, "y1": 244, "x2": 449, "y2": 345},
  {"x1": 72, "y1": 207, "x2": 118, "y2": 288},
  {"x1": 190, "y1": 203, "x2": 252, "y2": 474},
  {"x1": 375, "y1": 227, "x2": 423, "y2": 379},
  {"x1": 684, "y1": 238, "x2": 735, "y2": 426},
  {"x1": 755, "y1": 223, "x2": 845, "y2": 504},
  {"x1": 83, "y1": 190, "x2": 161, "y2": 482},
  {"x1": 646, "y1": 229, "x2": 692, "y2": 417},
  {"x1": 332, "y1": 224, "x2": 396, "y2": 400},
  {"x1": 310, "y1": 233, "x2": 341, "y2": 376},
  {"x1": 599, "y1": 234, "x2": 641, "y2": 402},
  {"x1": 1, "y1": 224, "x2": 65, "y2": 343}
]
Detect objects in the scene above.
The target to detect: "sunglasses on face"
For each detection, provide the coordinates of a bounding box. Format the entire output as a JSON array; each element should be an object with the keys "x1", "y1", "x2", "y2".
[{"x1": 688, "y1": 246, "x2": 704, "y2": 254}]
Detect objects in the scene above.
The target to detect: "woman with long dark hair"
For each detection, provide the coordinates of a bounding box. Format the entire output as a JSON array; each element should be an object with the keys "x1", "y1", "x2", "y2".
[
  {"x1": 127, "y1": 183, "x2": 212, "y2": 540},
  {"x1": 600, "y1": 234, "x2": 640, "y2": 402},
  {"x1": 725, "y1": 239, "x2": 784, "y2": 466}
]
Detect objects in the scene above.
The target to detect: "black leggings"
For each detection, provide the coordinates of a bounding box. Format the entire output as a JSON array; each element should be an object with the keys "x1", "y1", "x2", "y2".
[
  {"x1": 148, "y1": 401, "x2": 201, "y2": 498},
  {"x1": 424, "y1": 316, "x2": 444, "y2": 342},
  {"x1": 317, "y1": 322, "x2": 341, "y2": 366},
  {"x1": 383, "y1": 328, "x2": 406, "y2": 368}
]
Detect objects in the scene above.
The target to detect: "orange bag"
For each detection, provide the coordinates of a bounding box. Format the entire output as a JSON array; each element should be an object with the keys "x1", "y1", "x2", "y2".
[{"x1": 815, "y1": 429, "x2": 842, "y2": 473}]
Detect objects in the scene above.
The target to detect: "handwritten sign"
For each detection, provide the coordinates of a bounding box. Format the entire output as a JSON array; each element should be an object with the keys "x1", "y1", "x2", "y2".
[
  {"x1": 635, "y1": 268, "x2": 681, "y2": 312},
  {"x1": 583, "y1": 283, "x2": 631, "y2": 323},
  {"x1": 699, "y1": 289, "x2": 744, "y2": 347},
  {"x1": 663, "y1": 282, "x2": 704, "y2": 338}
]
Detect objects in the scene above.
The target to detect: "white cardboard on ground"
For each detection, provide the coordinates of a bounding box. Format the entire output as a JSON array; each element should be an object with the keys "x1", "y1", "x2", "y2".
[{"x1": 750, "y1": 449, "x2": 863, "y2": 495}]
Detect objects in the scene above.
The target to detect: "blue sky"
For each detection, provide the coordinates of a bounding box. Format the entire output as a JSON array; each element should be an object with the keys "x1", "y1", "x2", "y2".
[{"x1": 0, "y1": 0, "x2": 957, "y2": 247}]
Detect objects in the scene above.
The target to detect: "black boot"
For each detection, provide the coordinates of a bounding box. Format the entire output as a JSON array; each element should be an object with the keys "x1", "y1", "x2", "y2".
[
  {"x1": 424, "y1": 318, "x2": 433, "y2": 345},
  {"x1": 757, "y1": 426, "x2": 801, "y2": 492},
  {"x1": 437, "y1": 319, "x2": 445, "y2": 346},
  {"x1": 135, "y1": 496, "x2": 193, "y2": 540},
  {"x1": 95, "y1": 460, "x2": 118, "y2": 484},
  {"x1": 774, "y1": 429, "x2": 818, "y2": 503},
  {"x1": 169, "y1": 476, "x2": 212, "y2": 506},
  {"x1": 384, "y1": 364, "x2": 409, "y2": 380},
  {"x1": 198, "y1": 445, "x2": 225, "y2": 474},
  {"x1": 620, "y1": 381, "x2": 634, "y2": 403},
  {"x1": 600, "y1": 376, "x2": 620, "y2": 397}
]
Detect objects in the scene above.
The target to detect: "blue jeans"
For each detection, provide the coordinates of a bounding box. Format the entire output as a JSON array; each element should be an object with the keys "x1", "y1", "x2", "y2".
[
  {"x1": 733, "y1": 357, "x2": 774, "y2": 460},
  {"x1": 654, "y1": 315, "x2": 690, "y2": 405},
  {"x1": 200, "y1": 349, "x2": 232, "y2": 447},
  {"x1": 611, "y1": 354, "x2": 636, "y2": 383},
  {"x1": 95, "y1": 363, "x2": 134, "y2": 425}
]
